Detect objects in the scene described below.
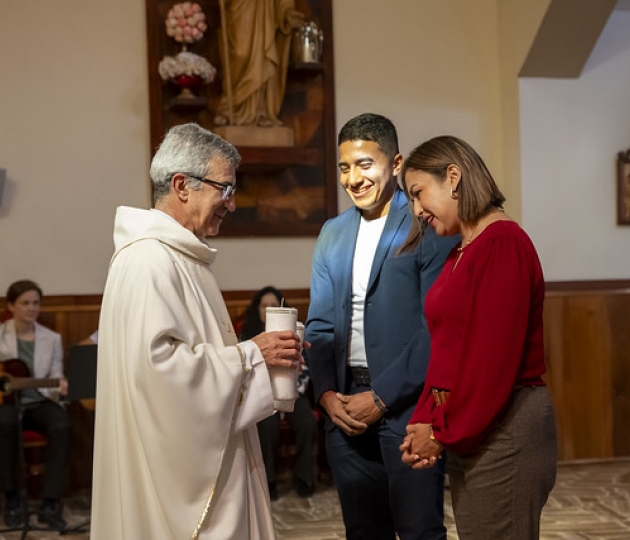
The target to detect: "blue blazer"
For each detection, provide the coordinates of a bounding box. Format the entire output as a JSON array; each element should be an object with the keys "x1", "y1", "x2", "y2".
[{"x1": 305, "y1": 189, "x2": 459, "y2": 434}]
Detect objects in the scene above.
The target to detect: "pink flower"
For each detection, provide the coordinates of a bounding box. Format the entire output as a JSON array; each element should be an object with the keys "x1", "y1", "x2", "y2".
[{"x1": 165, "y1": 1, "x2": 209, "y2": 44}]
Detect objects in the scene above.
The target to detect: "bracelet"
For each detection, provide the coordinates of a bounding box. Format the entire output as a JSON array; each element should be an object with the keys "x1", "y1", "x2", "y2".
[
  {"x1": 371, "y1": 389, "x2": 387, "y2": 413},
  {"x1": 428, "y1": 424, "x2": 438, "y2": 443}
]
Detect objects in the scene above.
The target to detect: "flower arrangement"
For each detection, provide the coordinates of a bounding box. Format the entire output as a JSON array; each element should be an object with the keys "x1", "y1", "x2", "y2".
[
  {"x1": 165, "y1": 2, "x2": 208, "y2": 45},
  {"x1": 160, "y1": 2, "x2": 214, "y2": 98},
  {"x1": 158, "y1": 51, "x2": 216, "y2": 84}
]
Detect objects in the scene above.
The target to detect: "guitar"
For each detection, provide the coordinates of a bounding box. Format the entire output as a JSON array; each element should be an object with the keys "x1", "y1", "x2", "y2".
[{"x1": 0, "y1": 359, "x2": 61, "y2": 405}]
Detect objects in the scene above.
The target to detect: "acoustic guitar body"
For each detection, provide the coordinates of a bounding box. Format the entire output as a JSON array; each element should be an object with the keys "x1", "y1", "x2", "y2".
[{"x1": 0, "y1": 359, "x2": 31, "y2": 405}]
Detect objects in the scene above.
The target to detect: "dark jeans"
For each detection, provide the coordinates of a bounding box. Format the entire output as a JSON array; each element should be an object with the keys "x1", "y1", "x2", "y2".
[
  {"x1": 326, "y1": 421, "x2": 446, "y2": 540},
  {"x1": 257, "y1": 394, "x2": 317, "y2": 485},
  {"x1": 0, "y1": 400, "x2": 71, "y2": 500}
]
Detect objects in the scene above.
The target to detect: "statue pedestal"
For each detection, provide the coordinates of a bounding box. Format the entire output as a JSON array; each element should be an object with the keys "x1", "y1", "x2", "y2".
[{"x1": 213, "y1": 125, "x2": 294, "y2": 147}]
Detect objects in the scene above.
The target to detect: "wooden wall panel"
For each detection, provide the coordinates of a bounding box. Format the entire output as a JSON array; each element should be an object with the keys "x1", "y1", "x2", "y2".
[
  {"x1": 3, "y1": 282, "x2": 630, "y2": 491},
  {"x1": 0, "y1": 290, "x2": 310, "y2": 354},
  {"x1": 609, "y1": 295, "x2": 630, "y2": 456},
  {"x1": 544, "y1": 284, "x2": 630, "y2": 461},
  {"x1": 544, "y1": 295, "x2": 612, "y2": 459}
]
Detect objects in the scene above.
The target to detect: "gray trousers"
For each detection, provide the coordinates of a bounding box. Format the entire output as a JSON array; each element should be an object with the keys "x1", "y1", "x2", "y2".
[{"x1": 448, "y1": 386, "x2": 557, "y2": 540}]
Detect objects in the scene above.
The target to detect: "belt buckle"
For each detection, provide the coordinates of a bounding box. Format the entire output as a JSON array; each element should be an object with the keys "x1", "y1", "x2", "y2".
[{"x1": 351, "y1": 367, "x2": 370, "y2": 386}]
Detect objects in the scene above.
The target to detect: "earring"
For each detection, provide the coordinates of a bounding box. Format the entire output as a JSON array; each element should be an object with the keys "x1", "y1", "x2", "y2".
[{"x1": 450, "y1": 188, "x2": 458, "y2": 200}]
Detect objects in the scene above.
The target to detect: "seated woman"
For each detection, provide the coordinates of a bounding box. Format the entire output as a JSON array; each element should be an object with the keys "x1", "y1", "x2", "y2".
[
  {"x1": 239, "y1": 286, "x2": 317, "y2": 500},
  {"x1": 0, "y1": 280, "x2": 71, "y2": 529}
]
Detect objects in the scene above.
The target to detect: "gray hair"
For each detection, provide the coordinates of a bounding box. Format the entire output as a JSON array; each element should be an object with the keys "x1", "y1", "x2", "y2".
[{"x1": 150, "y1": 123, "x2": 241, "y2": 204}]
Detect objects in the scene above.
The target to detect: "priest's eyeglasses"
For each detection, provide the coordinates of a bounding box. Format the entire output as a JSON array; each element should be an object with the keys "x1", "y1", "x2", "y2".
[{"x1": 185, "y1": 174, "x2": 237, "y2": 200}]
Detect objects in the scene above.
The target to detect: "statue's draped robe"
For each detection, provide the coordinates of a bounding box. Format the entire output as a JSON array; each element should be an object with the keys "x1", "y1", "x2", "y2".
[{"x1": 216, "y1": 0, "x2": 295, "y2": 125}]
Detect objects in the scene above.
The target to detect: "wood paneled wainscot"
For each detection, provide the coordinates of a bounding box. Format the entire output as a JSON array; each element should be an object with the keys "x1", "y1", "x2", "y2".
[
  {"x1": 3, "y1": 282, "x2": 629, "y2": 494},
  {"x1": 544, "y1": 281, "x2": 630, "y2": 461}
]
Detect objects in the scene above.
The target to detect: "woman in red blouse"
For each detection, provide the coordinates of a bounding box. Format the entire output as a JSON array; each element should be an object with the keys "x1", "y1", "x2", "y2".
[{"x1": 398, "y1": 136, "x2": 557, "y2": 539}]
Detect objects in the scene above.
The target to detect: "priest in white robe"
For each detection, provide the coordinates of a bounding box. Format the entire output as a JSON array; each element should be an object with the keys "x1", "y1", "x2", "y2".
[{"x1": 91, "y1": 123, "x2": 301, "y2": 540}]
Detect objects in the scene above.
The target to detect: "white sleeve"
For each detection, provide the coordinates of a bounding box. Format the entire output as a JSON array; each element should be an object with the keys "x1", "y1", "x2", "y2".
[{"x1": 232, "y1": 340, "x2": 275, "y2": 432}]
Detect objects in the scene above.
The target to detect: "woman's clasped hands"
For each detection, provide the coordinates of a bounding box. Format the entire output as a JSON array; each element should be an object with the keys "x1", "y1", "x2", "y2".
[{"x1": 400, "y1": 423, "x2": 444, "y2": 469}]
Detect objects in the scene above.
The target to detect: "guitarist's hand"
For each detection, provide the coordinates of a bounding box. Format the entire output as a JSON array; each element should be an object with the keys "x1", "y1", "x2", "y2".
[{"x1": 59, "y1": 378, "x2": 68, "y2": 396}]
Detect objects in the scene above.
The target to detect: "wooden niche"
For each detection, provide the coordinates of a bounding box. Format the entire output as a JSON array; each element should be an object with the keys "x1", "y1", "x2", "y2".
[{"x1": 145, "y1": 0, "x2": 337, "y2": 236}]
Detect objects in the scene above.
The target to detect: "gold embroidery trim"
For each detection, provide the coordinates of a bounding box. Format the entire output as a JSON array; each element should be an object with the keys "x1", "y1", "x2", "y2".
[{"x1": 190, "y1": 483, "x2": 216, "y2": 540}]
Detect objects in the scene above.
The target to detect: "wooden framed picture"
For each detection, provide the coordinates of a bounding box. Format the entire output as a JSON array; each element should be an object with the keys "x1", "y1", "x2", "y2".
[{"x1": 617, "y1": 149, "x2": 630, "y2": 225}]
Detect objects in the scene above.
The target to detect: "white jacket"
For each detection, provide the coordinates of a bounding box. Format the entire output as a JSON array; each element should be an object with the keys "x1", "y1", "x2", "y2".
[{"x1": 0, "y1": 319, "x2": 63, "y2": 401}]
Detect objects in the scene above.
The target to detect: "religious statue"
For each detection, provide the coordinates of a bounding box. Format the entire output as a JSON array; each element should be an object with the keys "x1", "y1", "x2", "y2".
[{"x1": 214, "y1": 0, "x2": 304, "y2": 146}]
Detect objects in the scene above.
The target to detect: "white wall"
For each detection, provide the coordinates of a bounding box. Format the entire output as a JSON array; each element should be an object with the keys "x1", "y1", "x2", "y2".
[
  {"x1": 0, "y1": 0, "x2": 533, "y2": 294},
  {"x1": 0, "y1": 0, "x2": 151, "y2": 295},
  {"x1": 333, "y1": 0, "x2": 503, "y2": 213},
  {"x1": 520, "y1": 9, "x2": 630, "y2": 281},
  {"x1": 497, "y1": 0, "x2": 552, "y2": 223}
]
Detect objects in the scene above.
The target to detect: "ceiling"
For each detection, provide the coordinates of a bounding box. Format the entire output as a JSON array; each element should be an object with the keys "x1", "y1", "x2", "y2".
[{"x1": 520, "y1": 0, "x2": 620, "y2": 77}]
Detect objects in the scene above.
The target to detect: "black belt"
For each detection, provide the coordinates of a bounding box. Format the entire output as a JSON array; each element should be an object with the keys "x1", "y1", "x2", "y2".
[{"x1": 348, "y1": 366, "x2": 371, "y2": 386}]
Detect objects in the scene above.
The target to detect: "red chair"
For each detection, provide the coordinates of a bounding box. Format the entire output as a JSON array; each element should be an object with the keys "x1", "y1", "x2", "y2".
[{"x1": 22, "y1": 430, "x2": 48, "y2": 499}]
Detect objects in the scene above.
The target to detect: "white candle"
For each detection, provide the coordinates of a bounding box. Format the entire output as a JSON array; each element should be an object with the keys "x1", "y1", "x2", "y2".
[{"x1": 265, "y1": 307, "x2": 299, "y2": 412}]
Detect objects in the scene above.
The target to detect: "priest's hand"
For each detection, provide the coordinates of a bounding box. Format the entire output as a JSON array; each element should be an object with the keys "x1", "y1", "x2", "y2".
[
  {"x1": 320, "y1": 390, "x2": 368, "y2": 436},
  {"x1": 251, "y1": 330, "x2": 301, "y2": 370}
]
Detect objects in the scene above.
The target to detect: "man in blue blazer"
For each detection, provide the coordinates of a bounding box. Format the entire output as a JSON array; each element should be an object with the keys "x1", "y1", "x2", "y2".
[{"x1": 305, "y1": 113, "x2": 458, "y2": 540}]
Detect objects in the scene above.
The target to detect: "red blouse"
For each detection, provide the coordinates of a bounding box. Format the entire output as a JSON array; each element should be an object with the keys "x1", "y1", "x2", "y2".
[{"x1": 409, "y1": 220, "x2": 547, "y2": 454}]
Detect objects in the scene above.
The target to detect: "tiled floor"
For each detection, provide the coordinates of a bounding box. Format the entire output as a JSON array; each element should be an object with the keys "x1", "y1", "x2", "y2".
[
  {"x1": 273, "y1": 458, "x2": 630, "y2": 539},
  {"x1": 1, "y1": 458, "x2": 629, "y2": 539}
]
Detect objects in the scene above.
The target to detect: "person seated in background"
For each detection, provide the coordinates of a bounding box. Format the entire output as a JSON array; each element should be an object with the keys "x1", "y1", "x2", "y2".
[
  {"x1": 0, "y1": 280, "x2": 71, "y2": 529},
  {"x1": 239, "y1": 286, "x2": 317, "y2": 500}
]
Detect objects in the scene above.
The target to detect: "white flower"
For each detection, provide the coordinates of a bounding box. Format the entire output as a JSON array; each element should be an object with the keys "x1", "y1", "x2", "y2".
[{"x1": 158, "y1": 52, "x2": 217, "y2": 83}]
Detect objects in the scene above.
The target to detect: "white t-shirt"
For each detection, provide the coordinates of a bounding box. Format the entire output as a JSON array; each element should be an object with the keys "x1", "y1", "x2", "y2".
[{"x1": 348, "y1": 214, "x2": 387, "y2": 367}]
